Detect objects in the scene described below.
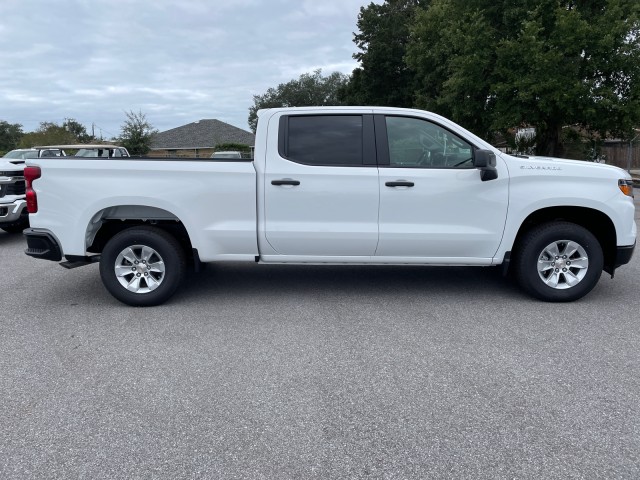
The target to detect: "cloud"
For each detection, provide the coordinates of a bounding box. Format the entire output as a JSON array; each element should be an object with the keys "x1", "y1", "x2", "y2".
[{"x1": 0, "y1": 0, "x2": 383, "y2": 135}]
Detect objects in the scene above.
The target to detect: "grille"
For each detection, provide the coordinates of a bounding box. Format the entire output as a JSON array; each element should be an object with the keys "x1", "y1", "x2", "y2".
[{"x1": 6, "y1": 181, "x2": 25, "y2": 195}]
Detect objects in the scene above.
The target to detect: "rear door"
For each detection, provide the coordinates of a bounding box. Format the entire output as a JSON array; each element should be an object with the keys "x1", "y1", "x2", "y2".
[{"x1": 263, "y1": 113, "x2": 379, "y2": 257}]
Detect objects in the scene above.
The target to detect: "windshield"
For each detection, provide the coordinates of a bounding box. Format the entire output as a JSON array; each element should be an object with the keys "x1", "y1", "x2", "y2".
[{"x1": 3, "y1": 150, "x2": 37, "y2": 159}]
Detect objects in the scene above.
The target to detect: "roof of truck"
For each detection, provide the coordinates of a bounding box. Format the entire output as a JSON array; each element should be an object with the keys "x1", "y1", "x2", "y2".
[{"x1": 34, "y1": 144, "x2": 125, "y2": 149}]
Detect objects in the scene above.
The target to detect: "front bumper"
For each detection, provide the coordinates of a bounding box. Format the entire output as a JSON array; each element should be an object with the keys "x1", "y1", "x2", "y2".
[
  {"x1": 614, "y1": 243, "x2": 635, "y2": 269},
  {"x1": 24, "y1": 229, "x2": 62, "y2": 261},
  {"x1": 0, "y1": 199, "x2": 27, "y2": 224}
]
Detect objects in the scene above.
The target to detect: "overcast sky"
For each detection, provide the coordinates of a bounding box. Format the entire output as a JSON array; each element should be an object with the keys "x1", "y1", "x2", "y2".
[{"x1": 1, "y1": 0, "x2": 381, "y2": 138}]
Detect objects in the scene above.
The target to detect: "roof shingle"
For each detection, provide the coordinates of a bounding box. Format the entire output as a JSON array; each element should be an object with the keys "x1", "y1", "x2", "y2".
[{"x1": 150, "y1": 119, "x2": 254, "y2": 149}]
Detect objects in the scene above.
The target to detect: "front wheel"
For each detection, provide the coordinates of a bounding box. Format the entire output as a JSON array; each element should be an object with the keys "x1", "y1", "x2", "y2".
[
  {"x1": 2, "y1": 224, "x2": 26, "y2": 234},
  {"x1": 99, "y1": 226, "x2": 186, "y2": 306},
  {"x1": 514, "y1": 222, "x2": 603, "y2": 302},
  {"x1": 1, "y1": 217, "x2": 29, "y2": 234}
]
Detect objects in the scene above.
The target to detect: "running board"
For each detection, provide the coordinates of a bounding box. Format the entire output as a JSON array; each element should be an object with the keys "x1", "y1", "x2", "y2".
[{"x1": 60, "y1": 255, "x2": 101, "y2": 269}]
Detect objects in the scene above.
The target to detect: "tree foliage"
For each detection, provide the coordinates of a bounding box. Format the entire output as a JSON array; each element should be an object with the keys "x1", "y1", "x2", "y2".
[
  {"x1": 62, "y1": 118, "x2": 93, "y2": 143},
  {"x1": 16, "y1": 118, "x2": 93, "y2": 149},
  {"x1": 405, "y1": 0, "x2": 640, "y2": 155},
  {"x1": 0, "y1": 121, "x2": 24, "y2": 155},
  {"x1": 213, "y1": 142, "x2": 252, "y2": 152},
  {"x1": 248, "y1": 70, "x2": 348, "y2": 132},
  {"x1": 119, "y1": 110, "x2": 158, "y2": 155},
  {"x1": 19, "y1": 121, "x2": 78, "y2": 148},
  {"x1": 340, "y1": 0, "x2": 425, "y2": 107},
  {"x1": 344, "y1": 0, "x2": 640, "y2": 156}
]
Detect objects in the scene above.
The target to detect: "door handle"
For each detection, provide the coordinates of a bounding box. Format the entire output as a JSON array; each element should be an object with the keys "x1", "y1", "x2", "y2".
[
  {"x1": 271, "y1": 179, "x2": 301, "y2": 186},
  {"x1": 385, "y1": 181, "x2": 414, "y2": 187}
]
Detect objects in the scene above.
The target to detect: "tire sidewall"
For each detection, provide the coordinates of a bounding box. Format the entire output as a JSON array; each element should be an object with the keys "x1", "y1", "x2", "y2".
[
  {"x1": 516, "y1": 223, "x2": 604, "y2": 302},
  {"x1": 100, "y1": 227, "x2": 185, "y2": 306},
  {"x1": 1, "y1": 217, "x2": 29, "y2": 234}
]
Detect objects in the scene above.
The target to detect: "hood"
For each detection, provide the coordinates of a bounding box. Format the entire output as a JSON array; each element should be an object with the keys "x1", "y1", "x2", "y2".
[
  {"x1": 501, "y1": 153, "x2": 631, "y2": 179},
  {"x1": 0, "y1": 159, "x2": 25, "y2": 173}
]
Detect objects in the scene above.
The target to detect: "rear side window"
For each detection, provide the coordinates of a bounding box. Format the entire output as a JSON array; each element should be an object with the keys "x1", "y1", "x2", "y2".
[{"x1": 280, "y1": 115, "x2": 363, "y2": 166}]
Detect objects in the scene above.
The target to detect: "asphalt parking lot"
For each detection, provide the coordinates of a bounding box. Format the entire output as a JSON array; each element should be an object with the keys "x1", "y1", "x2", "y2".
[{"x1": 1, "y1": 195, "x2": 639, "y2": 479}]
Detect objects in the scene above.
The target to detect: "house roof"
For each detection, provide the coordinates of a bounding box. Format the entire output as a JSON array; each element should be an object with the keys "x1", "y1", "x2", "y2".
[{"x1": 150, "y1": 119, "x2": 255, "y2": 149}]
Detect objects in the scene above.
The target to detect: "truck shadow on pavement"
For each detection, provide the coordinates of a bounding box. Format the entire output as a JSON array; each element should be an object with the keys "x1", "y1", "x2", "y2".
[
  {"x1": 0, "y1": 231, "x2": 25, "y2": 246},
  {"x1": 179, "y1": 262, "x2": 521, "y2": 303}
]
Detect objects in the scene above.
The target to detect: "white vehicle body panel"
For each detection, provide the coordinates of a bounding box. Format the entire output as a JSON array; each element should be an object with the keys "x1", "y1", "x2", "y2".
[
  {"x1": 28, "y1": 159, "x2": 258, "y2": 261},
  {"x1": 376, "y1": 166, "x2": 509, "y2": 259},
  {"x1": 496, "y1": 154, "x2": 636, "y2": 261},
  {"x1": 261, "y1": 108, "x2": 379, "y2": 257}
]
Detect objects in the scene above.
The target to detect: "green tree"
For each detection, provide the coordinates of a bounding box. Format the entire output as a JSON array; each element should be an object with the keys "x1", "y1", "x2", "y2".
[
  {"x1": 63, "y1": 118, "x2": 94, "y2": 143},
  {"x1": 119, "y1": 110, "x2": 158, "y2": 155},
  {"x1": 213, "y1": 142, "x2": 251, "y2": 153},
  {"x1": 492, "y1": 0, "x2": 640, "y2": 155},
  {"x1": 340, "y1": 0, "x2": 425, "y2": 107},
  {"x1": 0, "y1": 121, "x2": 24, "y2": 154},
  {"x1": 248, "y1": 69, "x2": 348, "y2": 132},
  {"x1": 406, "y1": 0, "x2": 640, "y2": 156},
  {"x1": 19, "y1": 122, "x2": 77, "y2": 147}
]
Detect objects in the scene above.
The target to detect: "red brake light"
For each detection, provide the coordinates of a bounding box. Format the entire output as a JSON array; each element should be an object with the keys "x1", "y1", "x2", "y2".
[{"x1": 24, "y1": 166, "x2": 41, "y2": 213}]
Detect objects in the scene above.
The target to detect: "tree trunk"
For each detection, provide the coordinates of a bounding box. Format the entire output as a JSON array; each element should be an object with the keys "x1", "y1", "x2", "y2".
[{"x1": 536, "y1": 124, "x2": 564, "y2": 157}]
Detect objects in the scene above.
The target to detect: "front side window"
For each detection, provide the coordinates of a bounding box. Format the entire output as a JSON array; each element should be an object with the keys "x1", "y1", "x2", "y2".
[
  {"x1": 283, "y1": 115, "x2": 363, "y2": 166},
  {"x1": 386, "y1": 116, "x2": 473, "y2": 168}
]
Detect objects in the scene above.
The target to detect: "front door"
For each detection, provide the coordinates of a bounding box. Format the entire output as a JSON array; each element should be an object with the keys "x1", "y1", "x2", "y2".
[{"x1": 375, "y1": 115, "x2": 509, "y2": 261}]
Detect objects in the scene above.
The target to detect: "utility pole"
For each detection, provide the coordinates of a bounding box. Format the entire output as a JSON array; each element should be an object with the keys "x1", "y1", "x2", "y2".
[{"x1": 627, "y1": 130, "x2": 639, "y2": 173}]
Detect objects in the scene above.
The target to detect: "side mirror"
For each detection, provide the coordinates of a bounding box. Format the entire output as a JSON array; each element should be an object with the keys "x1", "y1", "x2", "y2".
[
  {"x1": 474, "y1": 149, "x2": 498, "y2": 182},
  {"x1": 474, "y1": 149, "x2": 496, "y2": 168}
]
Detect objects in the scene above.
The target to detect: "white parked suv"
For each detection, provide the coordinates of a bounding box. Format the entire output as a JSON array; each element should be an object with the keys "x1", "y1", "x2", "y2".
[{"x1": 33, "y1": 144, "x2": 130, "y2": 158}]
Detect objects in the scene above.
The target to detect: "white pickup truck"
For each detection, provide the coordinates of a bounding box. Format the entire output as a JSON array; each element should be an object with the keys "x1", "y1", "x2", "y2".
[
  {"x1": 23, "y1": 107, "x2": 636, "y2": 306},
  {"x1": 1, "y1": 147, "x2": 65, "y2": 233}
]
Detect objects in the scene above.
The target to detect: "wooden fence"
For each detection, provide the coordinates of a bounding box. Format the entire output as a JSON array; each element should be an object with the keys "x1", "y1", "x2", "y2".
[{"x1": 600, "y1": 142, "x2": 640, "y2": 170}]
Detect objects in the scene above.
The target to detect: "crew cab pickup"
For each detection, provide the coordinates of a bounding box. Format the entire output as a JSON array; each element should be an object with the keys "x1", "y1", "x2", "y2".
[
  {"x1": 0, "y1": 158, "x2": 28, "y2": 233},
  {"x1": 23, "y1": 107, "x2": 636, "y2": 306}
]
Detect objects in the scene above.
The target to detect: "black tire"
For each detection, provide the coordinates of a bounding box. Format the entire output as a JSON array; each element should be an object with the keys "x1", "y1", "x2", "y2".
[
  {"x1": 514, "y1": 222, "x2": 603, "y2": 302},
  {"x1": 1, "y1": 217, "x2": 29, "y2": 234},
  {"x1": 1, "y1": 224, "x2": 26, "y2": 234},
  {"x1": 99, "y1": 226, "x2": 186, "y2": 306}
]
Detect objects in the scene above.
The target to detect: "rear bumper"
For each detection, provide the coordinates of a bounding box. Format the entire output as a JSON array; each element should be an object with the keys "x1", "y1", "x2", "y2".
[
  {"x1": 0, "y1": 199, "x2": 27, "y2": 224},
  {"x1": 24, "y1": 228, "x2": 62, "y2": 261}
]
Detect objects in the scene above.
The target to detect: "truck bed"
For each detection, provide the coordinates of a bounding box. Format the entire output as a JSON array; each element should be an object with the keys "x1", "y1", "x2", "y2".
[{"x1": 28, "y1": 157, "x2": 259, "y2": 262}]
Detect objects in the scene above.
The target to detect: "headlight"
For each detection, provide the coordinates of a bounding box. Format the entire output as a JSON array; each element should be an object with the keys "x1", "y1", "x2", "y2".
[{"x1": 619, "y1": 179, "x2": 634, "y2": 197}]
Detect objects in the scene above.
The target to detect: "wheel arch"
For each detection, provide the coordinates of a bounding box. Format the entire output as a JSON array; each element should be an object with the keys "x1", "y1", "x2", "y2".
[
  {"x1": 511, "y1": 206, "x2": 617, "y2": 274},
  {"x1": 85, "y1": 205, "x2": 195, "y2": 264}
]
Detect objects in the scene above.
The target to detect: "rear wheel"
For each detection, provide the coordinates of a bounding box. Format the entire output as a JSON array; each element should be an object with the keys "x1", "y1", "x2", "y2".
[
  {"x1": 514, "y1": 222, "x2": 603, "y2": 302},
  {"x1": 99, "y1": 226, "x2": 186, "y2": 306}
]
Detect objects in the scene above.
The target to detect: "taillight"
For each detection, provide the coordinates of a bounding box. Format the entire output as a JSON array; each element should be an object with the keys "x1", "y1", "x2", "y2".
[{"x1": 24, "y1": 166, "x2": 41, "y2": 213}]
